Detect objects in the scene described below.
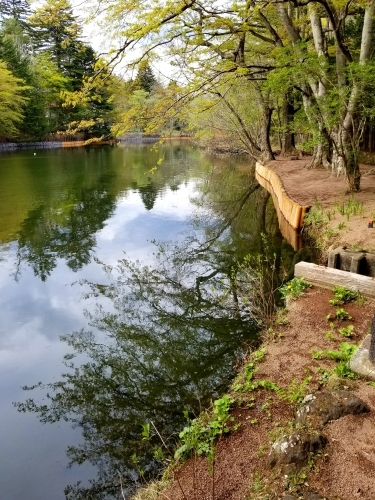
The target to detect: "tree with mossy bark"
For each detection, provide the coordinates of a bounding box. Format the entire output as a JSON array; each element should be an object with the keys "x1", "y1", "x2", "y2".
[{"x1": 263, "y1": 0, "x2": 375, "y2": 191}]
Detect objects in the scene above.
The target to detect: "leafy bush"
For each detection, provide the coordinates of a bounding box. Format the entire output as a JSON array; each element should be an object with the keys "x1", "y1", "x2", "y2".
[
  {"x1": 175, "y1": 394, "x2": 234, "y2": 460},
  {"x1": 279, "y1": 277, "x2": 311, "y2": 300},
  {"x1": 329, "y1": 286, "x2": 358, "y2": 306}
]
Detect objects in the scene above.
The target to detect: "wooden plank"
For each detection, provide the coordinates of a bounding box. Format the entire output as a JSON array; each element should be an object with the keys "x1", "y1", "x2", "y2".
[{"x1": 295, "y1": 261, "x2": 375, "y2": 298}]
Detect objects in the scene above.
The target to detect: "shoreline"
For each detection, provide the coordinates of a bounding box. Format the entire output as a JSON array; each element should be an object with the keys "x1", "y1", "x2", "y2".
[{"x1": 132, "y1": 158, "x2": 375, "y2": 500}]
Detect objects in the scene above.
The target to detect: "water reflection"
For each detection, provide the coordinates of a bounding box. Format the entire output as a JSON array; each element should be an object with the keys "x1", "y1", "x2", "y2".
[
  {"x1": 0, "y1": 144, "x2": 204, "y2": 281},
  {"x1": 15, "y1": 173, "x2": 117, "y2": 281},
  {"x1": 11, "y1": 149, "x2": 296, "y2": 499}
]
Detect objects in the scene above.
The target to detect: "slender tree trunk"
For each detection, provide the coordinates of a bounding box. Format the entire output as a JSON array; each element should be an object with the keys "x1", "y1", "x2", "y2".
[
  {"x1": 253, "y1": 84, "x2": 274, "y2": 162},
  {"x1": 331, "y1": 127, "x2": 361, "y2": 191},
  {"x1": 280, "y1": 94, "x2": 296, "y2": 156},
  {"x1": 260, "y1": 106, "x2": 274, "y2": 162}
]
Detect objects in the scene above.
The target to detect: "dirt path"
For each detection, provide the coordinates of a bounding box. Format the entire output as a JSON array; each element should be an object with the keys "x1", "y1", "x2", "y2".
[
  {"x1": 267, "y1": 158, "x2": 375, "y2": 251},
  {"x1": 160, "y1": 289, "x2": 375, "y2": 500}
]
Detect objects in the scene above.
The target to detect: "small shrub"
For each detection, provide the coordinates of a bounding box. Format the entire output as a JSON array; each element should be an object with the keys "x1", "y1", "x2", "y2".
[
  {"x1": 279, "y1": 277, "x2": 311, "y2": 300},
  {"x1": 338, "y1": 324, "x2": 354, "y2": 337},
  {"x1": 329, "y1": 286, "x2": 358, "y2": 305},
  {"x1": 335, "y1": 307, "x2": 352, "y2": 320}
]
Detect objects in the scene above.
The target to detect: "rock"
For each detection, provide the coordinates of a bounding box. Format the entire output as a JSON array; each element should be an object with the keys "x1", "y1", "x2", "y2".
[
  {"x1": 269, "y1": 429, "x2": 327, "y2": 469},
  {"x1": 350, "y1": 335, "x2": 375, "y2": 381},
  {"x1": 296, "y1": 390, "x2": 370, "y2": 429},
  {"x1": 282, "y1": 490, "x2": 326, "y2": 499},
  {"x1": 303, "y1": 491, "x2": 326, "y2": 500}
]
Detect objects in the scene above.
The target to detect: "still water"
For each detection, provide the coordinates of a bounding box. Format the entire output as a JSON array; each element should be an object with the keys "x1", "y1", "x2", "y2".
[{"x1": 0, "y1": 143, "x2": 294, "y2": 499}]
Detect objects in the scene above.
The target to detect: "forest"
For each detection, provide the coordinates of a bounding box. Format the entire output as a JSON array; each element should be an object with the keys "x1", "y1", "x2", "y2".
[{"x1": 1, "y1": 0, "x2": 375, "y2": 191}]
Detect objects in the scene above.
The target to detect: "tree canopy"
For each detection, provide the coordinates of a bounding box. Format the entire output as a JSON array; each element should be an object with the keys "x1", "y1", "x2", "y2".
[{"x1": 81, "y1": 0, "x2": 375, "y2": 190}]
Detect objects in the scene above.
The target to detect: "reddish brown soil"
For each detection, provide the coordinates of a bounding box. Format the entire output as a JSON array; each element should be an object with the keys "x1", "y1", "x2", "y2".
[
  {"x1": 266, "y1": 158, "x2": 375, "y2": 251},
  {"x1": 160, "y1": 289, "x2": 375, "y2": 500}
]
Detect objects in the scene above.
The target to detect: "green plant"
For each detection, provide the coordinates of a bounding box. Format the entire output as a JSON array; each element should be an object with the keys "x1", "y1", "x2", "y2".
[
  {"x1": 322, "y1": 342, "x2": 358, "y2": 379},
  {"x1": 233, "y1": 348, "x2": 267, "y2": 392},
  {"x1": 335, "y1": 196, "x2": 363, "y2": 219},
  {"x1": 275, "y1": 308, "x2": 289, "y2": 325},
  {"x1": 338, "y1": 222, "x2": 346, "y2": 230},
  {"x1": 175, "y1": 394, "x2": 234, "y2": 460},
  {"x1": 325, "y1": 331, "x2": 335, "y2": 340},
  {"x1": 335, "y1": 307, "x2": 352, "y2": 320},
  {"x1": 338, "y1": 324, "x2": 354, "y2": 337},
  {"x1": 311, "y1": 349, "x2": 323, "y2": 359},
  {"x1": 279, "y1": 277, "x2": 311, "y2": 300},
  {"x1": 329, "y1": 286, "x2": 359, "y2": 305},
  {"x1": 304, "y1": 199, "x2": 328, "y2": 226},
  {"x1": 325, "y1": 228, "x2": 339, "y2": 238},
  {"x1": 277, "y1": 376, "x2": 312, "y2": 404},
  {"x1": 356, "y1": 294, "x2": 366, "y2": 306}
]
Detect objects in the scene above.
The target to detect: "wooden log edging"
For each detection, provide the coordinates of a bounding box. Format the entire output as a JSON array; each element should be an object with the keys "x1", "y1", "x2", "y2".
[
  {"x1": 255, "y1": 162, "x2": 310, "y2": 230},
  {"x1": 295, "y1": 262, "x2": 375, "y2": 298}
]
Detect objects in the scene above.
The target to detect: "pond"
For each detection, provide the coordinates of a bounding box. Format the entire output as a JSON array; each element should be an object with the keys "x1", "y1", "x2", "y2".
[{"x1": 0, "y1": 142, "x2": 295, "y2": 499}]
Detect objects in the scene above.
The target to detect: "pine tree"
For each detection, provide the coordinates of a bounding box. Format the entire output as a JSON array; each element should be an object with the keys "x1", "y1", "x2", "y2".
[{"x1": 134, "y1": 62, "x2": 156, "y2": 93}]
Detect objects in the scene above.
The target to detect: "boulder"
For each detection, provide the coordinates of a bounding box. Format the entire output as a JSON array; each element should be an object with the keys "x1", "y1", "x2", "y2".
[
  {"x1": 269, "y1": 429, "x2": 327, "y2": 469},
  {"x1": 296, "y1": 390, "x2": 370, "y2": 429}
]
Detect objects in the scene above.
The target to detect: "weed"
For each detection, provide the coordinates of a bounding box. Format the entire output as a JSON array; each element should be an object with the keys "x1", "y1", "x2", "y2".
[
  {"x1": 356, "y1": 294, "x2": 366, "y2": 306},
  {"x1": 325, "y1": 331, "x2": 335, "y2": 340},
  {"x1": 275, "y1": 308, "x2": 289, "y2": 325},
  {"x1": 247, "y1": 470, "x2": 271, "y2": 499},
  {"x1": 175, "y1": 394, "x2": 234, "y2": 460},
  {"x1": 338, "y1": 324, "x2": 354, "y2": 337},
  {"x1": 329, "y1": 286, "x2": 359, "y2": 305},
  {"x1": 256, "y1": 444, "x2": 268, "y2": 457},
  {"x1": 338, "y1": 222, "x2": 346, "y2": 230},
  {"x1": 335, "y1": 196, "x2": 363, "y2": 219},
  {"x1": 279, "y1": 277, "x2": 311, "y2": 300},
  {"x1": 311, "y1": 349, "x2": 323, "y2": 359},
  {"x1": 325, "y1": 228, "x2": 339, "y2": 238},
  {"x1": 335, "y1": 307, "x2": 352, "y2": 320},
  {"x1": 321, "y1": 343, "x2": 358, "y2": 380},
  {"x1": 278, "y1": 376, "x2": 312, "y2": 404}
]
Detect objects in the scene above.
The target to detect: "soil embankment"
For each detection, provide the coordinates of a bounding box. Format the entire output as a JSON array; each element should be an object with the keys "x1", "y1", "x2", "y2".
[{"x1": 266, "y1": 157, "x2": 375, "y2": 251}]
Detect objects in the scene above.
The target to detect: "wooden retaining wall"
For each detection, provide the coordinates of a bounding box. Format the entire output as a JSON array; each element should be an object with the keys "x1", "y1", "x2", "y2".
[{"x1": 255, "y1": 162, "x2": 310, "y2": 230}]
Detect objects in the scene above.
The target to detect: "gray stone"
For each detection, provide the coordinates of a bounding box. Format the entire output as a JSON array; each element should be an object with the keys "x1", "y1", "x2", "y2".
[
  {"x1": 269, "y1": 430, "x2": 327, "y2": 469},
  {"x1": 297, "y1": 390, "x2": 370, "y2": 428},
  {"x1": 303, "y1": 492, "x2": 325, "y2": 500},
  {"x1": 350, "y1": 335, "x2": 375, "y2": 380},
  {"x1": 369, "y1": 315, "x2": 375, "y2": 363},
  {"x1": 327, "y1": 246, "x2": 375, "y2": 277}
]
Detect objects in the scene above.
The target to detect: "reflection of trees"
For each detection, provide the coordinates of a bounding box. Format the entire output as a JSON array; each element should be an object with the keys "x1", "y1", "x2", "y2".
[
  {"x1": 138, "y1": 183, "x2": 158, "y2": 210},
  {"x1": 16, "y1": 248, "x2": 258, "y2": 499},
  {"x1": 14, "y1": 158, "x2": 296, "y2": 499},
  {"x1": 14, "y1": 174, "x2": 117, "y2": 281}
]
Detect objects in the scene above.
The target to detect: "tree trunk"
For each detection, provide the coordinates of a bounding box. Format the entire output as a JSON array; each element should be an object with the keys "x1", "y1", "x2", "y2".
[
  {"x1": 260, "y1": 106, "x2": 274, "y2": 162},
  {"x1": 331, "y1": 127, "x2": 361, "y2": 191},
  {"x1": 280, "y1": 95, "x2": 296, "y2": 156}
]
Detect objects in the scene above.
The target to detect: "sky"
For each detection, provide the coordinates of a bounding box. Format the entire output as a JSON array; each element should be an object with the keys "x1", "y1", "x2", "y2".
[{"x1": 30, "y1": 0, "x2": 176, "y2": 82}]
